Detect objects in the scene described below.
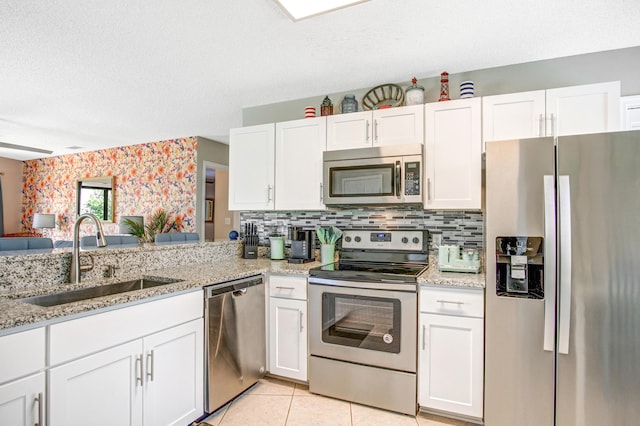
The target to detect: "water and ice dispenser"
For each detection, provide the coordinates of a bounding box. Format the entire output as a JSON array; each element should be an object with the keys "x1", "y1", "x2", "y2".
[{"x1": 495, "y1": 237, "x2": 544, "y2": 299}]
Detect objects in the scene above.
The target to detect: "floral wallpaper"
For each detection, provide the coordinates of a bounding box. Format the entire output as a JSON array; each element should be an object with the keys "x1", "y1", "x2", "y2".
[{"x1": 22, "y1": 137, "x2": 198, "y2": 241}]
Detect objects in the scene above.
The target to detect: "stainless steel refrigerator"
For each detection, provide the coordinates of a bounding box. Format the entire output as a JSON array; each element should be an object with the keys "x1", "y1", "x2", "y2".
[{"x1": 485, "y1": 130, "x2": 640, "y2": 425}]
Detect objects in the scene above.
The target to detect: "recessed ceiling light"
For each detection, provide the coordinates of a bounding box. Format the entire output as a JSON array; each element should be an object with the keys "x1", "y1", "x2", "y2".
[
  {"x1": 275, "y1": 0, "x2": 369, "y2": 21},
  {"x1": 65, "y1": 146, "x2": 84, "y2": 150}
]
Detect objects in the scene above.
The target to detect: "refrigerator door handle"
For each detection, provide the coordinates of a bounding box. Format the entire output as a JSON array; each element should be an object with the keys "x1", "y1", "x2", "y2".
[
  {"x1": 543, "y1": 175, "x2": 556, "y2": 352},
  {"x1": 558, "y1": 175, "x2": 572, "y2": 355}
]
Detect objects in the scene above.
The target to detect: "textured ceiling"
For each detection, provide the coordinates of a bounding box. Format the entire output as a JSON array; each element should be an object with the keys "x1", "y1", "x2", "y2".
[{"x1": 1, "y1": 0, "x2": 640, "y2": 160}]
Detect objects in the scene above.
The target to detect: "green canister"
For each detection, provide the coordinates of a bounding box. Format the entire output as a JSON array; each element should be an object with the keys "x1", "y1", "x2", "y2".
[{"x1": 270, "y1": 235, "x2": 285, "y2": 260}]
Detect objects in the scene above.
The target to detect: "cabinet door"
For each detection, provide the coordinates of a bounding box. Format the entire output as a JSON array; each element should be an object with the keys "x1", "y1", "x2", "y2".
[
  {"x1": 482, "y1": 90, "x2": 546, "y2": 149},
  {"x1": 326, "y1": 110, "x2": 371, "y2": 151},
  {"x1": 424, "y1": 98, "x2": 482, "y2": 210},
  {"x1": 269, "y1": 297, "x2": 307, "y2": 381},
  {"x1": 620, "y1": 95, "x2": 640, "y2": 130},
  {"x1": 228, "y1": 123, "x2": 275, "y2": 210},
  {"x1": 546, "y1": 81, "x2": 620, "y2": 136},
  {"x1": 49, "y1": 340, "x2": 143, "y2": 426},
  {"x1": 418, "y1": 313, "x2": 483, "y2": 419},
  {"x1": 373, "y1": 104, "x2": 424, "y2": 147},
  {"x1": 275, "y1": 117, "x2": 326, "y2": 210},
  {"x1": 0, "y1": 373, "x2": 44, "y2": 426},
  {"x1": 143, "y1": 319, "x2": 203, "y2": 426}
]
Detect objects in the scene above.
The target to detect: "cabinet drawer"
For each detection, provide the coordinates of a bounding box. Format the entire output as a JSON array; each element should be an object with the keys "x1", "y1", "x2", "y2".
[
  {"x1": 420, "y1": 286, "x2": 484, "y2": 318},
  {"x1": 0, "y1": 327, "x2": 45, "y2": 383},
  {"x1": 268, "y1": 275, "x2": 307, "y2": 300}
]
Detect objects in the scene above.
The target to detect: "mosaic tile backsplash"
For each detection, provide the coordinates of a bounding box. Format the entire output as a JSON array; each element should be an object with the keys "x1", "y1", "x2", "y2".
[{"x1": 240, "y1": 208, "x2": 484, "y2": 250}]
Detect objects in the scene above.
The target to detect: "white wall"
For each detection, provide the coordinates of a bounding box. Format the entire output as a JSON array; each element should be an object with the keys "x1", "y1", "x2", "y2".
[{"x1": 242, "y1": 46, "x2": 640, "y2": 126}]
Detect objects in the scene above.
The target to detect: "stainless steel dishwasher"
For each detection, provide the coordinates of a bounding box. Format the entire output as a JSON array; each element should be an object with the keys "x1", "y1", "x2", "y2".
[{"x1": 204, "y1": 274, "x2": 266, "y2": 413}]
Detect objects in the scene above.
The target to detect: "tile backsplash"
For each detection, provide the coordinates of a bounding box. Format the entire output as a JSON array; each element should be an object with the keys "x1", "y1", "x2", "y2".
[{"x1": 240, "y1": 208, "x2": 483, "y2": 249}]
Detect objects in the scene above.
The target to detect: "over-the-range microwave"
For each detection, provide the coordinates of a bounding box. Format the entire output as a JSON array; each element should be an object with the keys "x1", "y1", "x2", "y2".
[{"x1": 322, "y1": 144, "x2": 423, "y2": 206}]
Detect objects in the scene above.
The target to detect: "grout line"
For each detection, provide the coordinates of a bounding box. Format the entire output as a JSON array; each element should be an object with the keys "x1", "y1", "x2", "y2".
[
  {"x1": 349, "y1": 402, "x2": 354, "y2": 426},
  {"x1": 284, "y1": 391, "x2": 294, "y2": 426}
]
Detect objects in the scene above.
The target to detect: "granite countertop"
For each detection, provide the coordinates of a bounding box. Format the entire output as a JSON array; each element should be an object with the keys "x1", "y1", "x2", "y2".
[
  {"x1": 0, "y1": 257, "x2": 321, "y2": 333},
  {"x1": 0, "y1": 253, "x2": 485, "y2": 333},
  {"x1": 417, "y1": 257, "x2": 485, "y2": 289}
]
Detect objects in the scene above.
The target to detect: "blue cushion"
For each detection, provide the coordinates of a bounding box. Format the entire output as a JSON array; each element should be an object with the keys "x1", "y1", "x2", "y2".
[
  {"x1": 80, "y1": 235, "x2": 140, "y2": 248},
  {"x1": 0, "y1": 237, "x2": 54, "y2": 251},
  {"x1": 54, "y1": 240, "x2": 73, "y2": 248},
  {"x1": 154, "y1": 232, "x2": 199, "y2": 244}
]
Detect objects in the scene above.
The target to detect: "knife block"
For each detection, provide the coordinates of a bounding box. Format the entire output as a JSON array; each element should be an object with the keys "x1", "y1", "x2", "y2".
[{"x1": 243, "y1": 242, "x2": 258, "y2": 259}]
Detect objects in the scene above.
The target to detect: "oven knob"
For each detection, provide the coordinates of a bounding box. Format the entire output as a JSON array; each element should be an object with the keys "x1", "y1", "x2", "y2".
[
  {"x1": 401, "y1": 237, "x2": 409, "y2": 244},
  {"x1": 354, "y1": 236, "x2": 361, "y2": 243},
  {"x1": 344, "y1": 236, "x2": 352, "y2": 243},
  {"x1": 413, "y1": 237, "x2": 420, "y2": 244}
]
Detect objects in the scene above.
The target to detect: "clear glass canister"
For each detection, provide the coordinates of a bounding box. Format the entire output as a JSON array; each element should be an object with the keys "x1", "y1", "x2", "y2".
[
  {"x1": 406, "y1": 77, "x2": 424, "y2": 106},
  {"x1": 341, "y1": 94, "x2": 358, "y2": 113}
]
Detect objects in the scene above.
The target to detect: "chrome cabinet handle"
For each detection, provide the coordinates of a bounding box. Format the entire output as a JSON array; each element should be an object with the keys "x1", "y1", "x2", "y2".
[
  {"x1": 422, "y1": 325, "x2": 426, "y2": 350},
  {"x1": 374, "y1": 119, "x2": 379, "y2": 142},
  {"x1": 543, "y1": 175, "x2": 556, "y2": 352},
  {"x1": 319, "y1": 183, "x2": 323, "y2": 203},
  {"x1": 34, "y1": 392, "x2": 43, "y2": 426},
  {"x1": 146, "y1": 350, "x2": 154, "y2": 382},
  {"x1": 366, "y1": 120, "x2": 370, "y2": 142},
  {"x1": 538, "y1": 113, "x2": 544, "y2": 137},
  {"x1": 558, "y1": 175, "x2": 572, "y2": 355},
  {"x1": 267, "y1": 185, "x2": 273, "y2": 202},
  {"x1": 135, "y1": 354, "x2": 143, "y2": 387},
  {"x1": 436, "y1": 299, "x2": 464, "y2": 305},
  {"x1": 300, "y1": 311, "x2": 304, "y2": 332},
  {"x1": 427, "y1": 178, "x2": 431, "y2": 201},
  {"x1": 276, "y1": 286, "x2": 295, "y2": 290}
]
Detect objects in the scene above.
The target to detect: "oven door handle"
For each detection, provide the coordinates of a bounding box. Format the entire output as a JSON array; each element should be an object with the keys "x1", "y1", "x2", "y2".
[
  {"x1": 308, "y1": 277, "x2": 417, "y2": 292},
  {"x1": 395, "y1": 160, "x2": 402, "y2": 199}
]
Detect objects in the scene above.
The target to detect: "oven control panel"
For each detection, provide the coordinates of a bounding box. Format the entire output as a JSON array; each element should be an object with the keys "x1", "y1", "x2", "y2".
[{"x1": 342, "y1": 230, "x2": 428, "y2": 251}]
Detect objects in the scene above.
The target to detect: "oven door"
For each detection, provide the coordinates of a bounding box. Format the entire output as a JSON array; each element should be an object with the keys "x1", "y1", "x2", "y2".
[{"x1": 309, "y1": 280, "x2": 417, "y2": 372}]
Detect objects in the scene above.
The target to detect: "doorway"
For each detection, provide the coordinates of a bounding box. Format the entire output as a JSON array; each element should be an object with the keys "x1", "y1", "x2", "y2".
[{"x1": 202, "y1": 161, "x2": 236, "y2": 241}]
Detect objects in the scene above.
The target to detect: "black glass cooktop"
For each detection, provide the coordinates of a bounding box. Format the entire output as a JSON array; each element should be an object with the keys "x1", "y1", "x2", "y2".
[{"x1": 309, "y1": 261, "x2": 428, "y2": 283}]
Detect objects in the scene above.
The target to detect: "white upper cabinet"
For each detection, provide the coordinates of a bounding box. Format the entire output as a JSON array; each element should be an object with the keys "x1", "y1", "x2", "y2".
[
  {"x1": 228, "y1": 123, "x2": 276, "y2": 210},
  {"x1": 326, "y1": 104, "x2": 424, "y2": 151},
  {"x1": 482, "y1": 90, "x2": 546, "y2": 146},
  {"x1": 483, "y1": 81, "x2": 620, "y2": 149},
  {"x1": 620, "y1": 95, "x2": 640, "y2": 130},
  {"x1": 424, "y1": 98, "x2": 482, "y2": 210},
  {"x1": 275, "y1": 117, "x2": 326, "y2": 210},
  {"x1": 546, "y1": 81, "x2": 620, "y2": 136}
]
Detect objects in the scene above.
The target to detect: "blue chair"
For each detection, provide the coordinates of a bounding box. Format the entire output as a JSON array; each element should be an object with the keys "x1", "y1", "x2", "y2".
[
  {"x1": 154, "y1": 232, "x2": 200, "y2": 244},
  {"x1": 80, "y1": 235, "x2": 140, "y2": 248},
  {"x1": 0, "y1": 237, "x2": 54, "y2": 251}
]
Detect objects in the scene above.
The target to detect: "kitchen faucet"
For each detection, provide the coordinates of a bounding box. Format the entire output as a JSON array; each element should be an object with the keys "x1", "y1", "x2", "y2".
[{"x1": 70, "y1": 213, "x2": 108, "y2": 283}]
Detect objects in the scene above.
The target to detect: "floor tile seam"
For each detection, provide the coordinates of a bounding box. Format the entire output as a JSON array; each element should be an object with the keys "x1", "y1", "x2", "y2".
[{"x1": 284, "y1": 392, "x2": 294, "y2": 426}]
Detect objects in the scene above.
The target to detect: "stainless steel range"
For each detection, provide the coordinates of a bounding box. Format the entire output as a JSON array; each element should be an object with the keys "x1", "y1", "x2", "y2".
[{"x1": 308, "y1": 229, "x2": 429, "y2": 416}]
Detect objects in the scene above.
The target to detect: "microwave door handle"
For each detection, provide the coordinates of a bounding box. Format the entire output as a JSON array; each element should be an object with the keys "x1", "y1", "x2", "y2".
[{"x1": 395, "y1": 161, "x2": 401, "y2": 198}]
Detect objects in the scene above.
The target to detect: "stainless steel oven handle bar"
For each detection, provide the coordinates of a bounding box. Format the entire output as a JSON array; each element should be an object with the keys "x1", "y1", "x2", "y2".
[
  {"x1": 436, "y1": 299, "x2": 464, "y2": 305},
  {"x1": 308, "y1": 277, "x2": 417, "y2": 292}
]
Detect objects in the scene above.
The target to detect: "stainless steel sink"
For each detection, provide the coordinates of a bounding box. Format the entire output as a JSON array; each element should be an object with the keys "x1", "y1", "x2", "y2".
[{"x1": 20, "y1": 277, "x2": 184, "y2": 307}]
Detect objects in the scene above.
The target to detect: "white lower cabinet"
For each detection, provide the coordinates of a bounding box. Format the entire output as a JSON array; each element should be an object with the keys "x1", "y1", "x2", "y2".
[
  {"x1": 49, "y1": 340, "x2": 143, "y2": 426},
  {"x1": 0, "y1": 327, "x2": 46, "y2": 426},
  {"x1": 268, "y1": 275, "x2": 307, "y2": 381},
  {"x1": 49, "y1": 319, "x2": 203, "y2": 426},
  {"x1": 0, "y1": 373, "x2": 45, "y2": 426},
  {"x1": 418, "y1": 286, "x2": 484, "y2": 420}
]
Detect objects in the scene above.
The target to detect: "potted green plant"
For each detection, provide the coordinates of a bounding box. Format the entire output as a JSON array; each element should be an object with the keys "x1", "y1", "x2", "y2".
[{"x1": 316, "y1": 226, "x2": 343, "y2": 264}]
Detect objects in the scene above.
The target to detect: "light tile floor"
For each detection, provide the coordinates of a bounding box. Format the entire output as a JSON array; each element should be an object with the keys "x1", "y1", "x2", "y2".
[{"x1": 198, "y1": 377, "x2": 478, "y2": 426}]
